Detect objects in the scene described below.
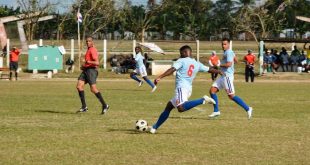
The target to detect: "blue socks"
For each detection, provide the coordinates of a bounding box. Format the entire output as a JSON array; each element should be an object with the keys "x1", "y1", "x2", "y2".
[
  {"x1": 232, "y1": 96, "x2": 249, "y2": 111},
  {"x1": 182, "y1": 98, "x2": 205, "y2": 111},
  {"x1": 211, "y1": 93, "x2": 219, "y2": 112},
  {"x1": 153, "y1": 110, "x2": 171, "y2": 129},
  {"x1": 130, "y1": 74, "x2": 141, "y2": 83},
  {"x1": 143, "y1": 77, "x2": 155, "y2": 88}
]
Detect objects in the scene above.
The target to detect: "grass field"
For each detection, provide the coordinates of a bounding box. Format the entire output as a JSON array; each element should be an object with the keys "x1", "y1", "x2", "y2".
[{"x1": 0, "y1": 78, "x2": 309, "y2": 164}]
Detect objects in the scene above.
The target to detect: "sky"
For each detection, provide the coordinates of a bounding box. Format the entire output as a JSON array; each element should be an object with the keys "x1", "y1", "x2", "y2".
[{"x1": 1, "y1": 0, "x2": 268, "y2": 11}]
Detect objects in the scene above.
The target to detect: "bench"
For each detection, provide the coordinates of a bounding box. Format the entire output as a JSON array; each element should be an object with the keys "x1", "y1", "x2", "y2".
[{"x1": 0, "y1": 67, "x2": 10, "y2": 79}]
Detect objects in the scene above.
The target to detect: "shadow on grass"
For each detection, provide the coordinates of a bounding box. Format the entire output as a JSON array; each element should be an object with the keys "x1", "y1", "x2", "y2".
[
  {"x1": 35, "y1": 110, "x2": 76, "y2": 114},
  {"x1": 169, "y1": 116, "x2": 223, "y2": 120},
  {"x1": 107, "y1": 128, "x2": 175, "y2": 135},
  {"x1": 106, "y1": 88, "x2": 145, "y2": 92}
]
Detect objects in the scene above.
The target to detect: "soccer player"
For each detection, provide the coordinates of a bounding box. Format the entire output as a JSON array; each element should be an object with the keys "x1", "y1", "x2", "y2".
[
  {"x1": 9, "y1": 47, "x2": 20, "y2": 81},
  {"x1": 208, "y1": 38, "x2": 253, "y2": 119},
  {"x1": 243, "y1": 50, "x2": 255, "y2": 82},
  {"x1": 76, "y1": 37, "x2": 109, "y2": 114},
  {"x1": 130, "y1": 46, "x2": 157, "y2": 92},
  {"x1": 148, "y1": 45, "x2": 222, "y2": 134}
]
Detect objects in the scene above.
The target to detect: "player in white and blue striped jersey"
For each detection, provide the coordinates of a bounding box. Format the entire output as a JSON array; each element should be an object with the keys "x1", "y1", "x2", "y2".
[
  {"x1": 148, "y1": 45, "x2": 222, "y2": 134},
  {"x1": 209, "y1": 38, "x2": 253, "y2": 119}
]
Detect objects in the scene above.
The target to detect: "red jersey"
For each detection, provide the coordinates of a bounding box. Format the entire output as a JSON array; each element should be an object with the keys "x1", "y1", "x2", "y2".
[
  {"x1": 10, "y1": 49, "x2": 20, "y2": 62},
  {"x1": 244, "y1": 53, "x2": 255, "y2": 64},
  {"x1": 209, "y1": 55, "x2": 220, "y2": 66},
  {"x1": 84, "y1": 46, "x2": 98, "y2": 68}
]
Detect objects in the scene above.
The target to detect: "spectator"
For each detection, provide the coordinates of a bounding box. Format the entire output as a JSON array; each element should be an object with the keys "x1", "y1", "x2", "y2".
[
  {"x1": 243, "y1": 50, "x2": 255, "y2": 82},
  {"x1": 121, "y1": 55, "x2": 135, "y2": 73},
  {"x1": 110, "y1": 55, "x2": 120, "y2": 74},
  {"x1": 304, "y1": 44, "x2": 310, "y2": 72},
  {"x1": 65, "y1": 57, "x2": 75, "y2": 73},
  {"x1": 9, "y1": 47, "x2": 20, "y2": 80},
  {"x1": 144, "y1": 53, "x2": 150, "y2": 70},
  {"x1": 290, "y1": 45, "x2": 301, "y2": 72},
  {"x1": 279, "y1": 47, "x2": 289, "y2": 72},
  {"x1": 272, "y1": 49, "x2": 280, "y2": 71},
  {"x1": 208, "y1": 51, "x2": 220, "y2": 81},
  {"x1": 263, "y1": 49, "x2": 277, "y2": 74}
]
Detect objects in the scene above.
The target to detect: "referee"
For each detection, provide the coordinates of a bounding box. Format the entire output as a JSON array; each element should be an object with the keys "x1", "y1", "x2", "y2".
[{"x1": 76, "y1": 37, "x2": 109, "y2": 114}]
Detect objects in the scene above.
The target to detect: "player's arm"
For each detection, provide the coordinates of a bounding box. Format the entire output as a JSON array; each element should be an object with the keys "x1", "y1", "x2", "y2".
[
  {"x1": 220, "y1": 51, "x2": 234, "y2": 68},
  {"x1": 208, "y1": 67, "x2": 223, "y2": 75},
  {"x1": 154, "y1": 67, "x2": 176, "y2": 85},
  {"x1": 220, "y1": 61, "x2": 233, "y2": 68}
]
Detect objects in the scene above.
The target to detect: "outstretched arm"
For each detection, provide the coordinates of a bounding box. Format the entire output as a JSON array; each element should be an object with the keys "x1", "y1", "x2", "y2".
[
  {"x1": 208, "y1": 68, "x2": 224, "y2": 76},
  {"x1": 154, "y1": 67, "x2": 176, "y2": 85}
]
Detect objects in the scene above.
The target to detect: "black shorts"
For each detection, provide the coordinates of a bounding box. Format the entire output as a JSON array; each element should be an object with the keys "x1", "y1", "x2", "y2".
[
  {"x1": 9, "y1": 62, "x2": 18, "y2": 71},
  {"x1": 78, "y1": 68, "x2": 98, "y2": 85}
]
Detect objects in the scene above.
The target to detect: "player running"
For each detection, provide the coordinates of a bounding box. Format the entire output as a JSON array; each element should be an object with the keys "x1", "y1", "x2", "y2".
[
  {"x1": 208, "y1": 38, "x2": 253, "y2": 119},
  {"x1": 130, "y1": 46, "x2": 157, "y2": 92},
  {"x1": 148, "y1": 45, "x2": 222, "y2": 134},
  {"x1": 76, "y1": 37, "x2": 109, "y2": 114}
]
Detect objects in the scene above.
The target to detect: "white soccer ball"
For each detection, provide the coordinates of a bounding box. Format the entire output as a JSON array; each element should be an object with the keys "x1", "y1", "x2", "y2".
[{"x1": 135, "y1": 119, "x2": 148, "y2": 132}]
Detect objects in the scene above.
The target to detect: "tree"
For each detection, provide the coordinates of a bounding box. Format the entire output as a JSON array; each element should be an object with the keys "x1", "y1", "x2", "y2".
[
  {"x1": 17, "y1": 0, "x2": 56, "y2": 41},
  {"x1": 75, "y1": 0, "x2": 116, "y2": 41}
]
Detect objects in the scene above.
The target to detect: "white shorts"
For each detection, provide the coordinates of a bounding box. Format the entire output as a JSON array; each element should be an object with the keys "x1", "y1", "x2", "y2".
[
  {"x1": 212, "y1": 76, "x2": 235, "y2": 95},
  {"x1": 170, "y1": 88, "x2": 192, "y2": 108},
  {"x1": 134, "y1": 66, "x2": 147, "y2": 77}
]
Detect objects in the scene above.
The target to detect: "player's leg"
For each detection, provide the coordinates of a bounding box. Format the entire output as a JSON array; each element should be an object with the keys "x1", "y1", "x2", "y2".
[
  {"x1": 88, "y1": 69, "x2": 109, "y2": 114},
  {"x1": 208, "y1": 77, "x2": 223, "y2": 117},
  {"x1": 76, "y1": 79, "x2": 88, "y2": 112},
  {"x1": 245, "y1": 67, "x2": 249, "y2": 82},
  {"x1": 14, "y1": 62, "x2": 18, "y2": 80},
  {"x1": 177, "y1": 88, "x2": 215, "y2": 112},
  {"x1": 250, "y1": 67, "x2": 255, "y2": 82},
  {"x1": 142, "y1": 76, "x2": 156, "y2": 92},
  {"x1": 225, "y1": 76, "x2": 252, "y2": 119},
  {"x1": 130, "y1": 72, "x2": 142, "y2": 85},
  {"x1": 150, "y1": 101, "x2": 175, "y2": 133}
]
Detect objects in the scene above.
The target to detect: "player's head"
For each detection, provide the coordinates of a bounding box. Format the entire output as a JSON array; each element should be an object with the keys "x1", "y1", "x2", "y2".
[
  {"x1": 222, "y1": 38, "x2": 230, "y2": 51},
  {"x1": 211, "y1": 51, "x2": 216, "y2": 56},
  {"x1": 135, "y1": 46, "x2": 142, "y2": 54},
  {"x1": 179, "y1": 45, "x2": 192, "y2": 58},
  {"x1": 86, "y1": 36, "x2": 94, "y2": 48},
  {"x1": 248, "y1": 50, "x2": 252, "y2": 54}
]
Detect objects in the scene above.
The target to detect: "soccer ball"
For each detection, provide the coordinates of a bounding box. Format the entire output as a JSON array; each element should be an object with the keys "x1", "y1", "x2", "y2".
[{"x1": 135, "y1": 119, "x2": 148, "y2": 132}]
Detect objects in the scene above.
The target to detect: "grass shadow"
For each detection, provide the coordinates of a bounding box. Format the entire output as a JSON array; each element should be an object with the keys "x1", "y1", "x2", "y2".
[
  {"x1": 35, "y1": 110, "x2": 76, "y2": 114},
  {"x1": 107, "y1": 128, "x2": 175, "y2": 135},
  {"x1": 170, "y1": 116, "x2": 224, "y2": 120}
]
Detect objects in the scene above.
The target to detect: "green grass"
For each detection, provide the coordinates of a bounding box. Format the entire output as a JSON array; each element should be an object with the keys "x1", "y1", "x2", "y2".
[{"x1": 0, "y1": 79, "x2": 309, "y2": 164}]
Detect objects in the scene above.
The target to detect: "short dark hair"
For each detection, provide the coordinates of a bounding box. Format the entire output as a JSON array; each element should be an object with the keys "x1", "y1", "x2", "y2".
[
  {"x1": 86, "y1": 36, "x2": 93, "y2": 40},
  {"x1": 222, "y1": 38, "x2": 230, "y2": 43},
  {"x1": 179, "y1": 45, "x2": 192, "y2": 52}
]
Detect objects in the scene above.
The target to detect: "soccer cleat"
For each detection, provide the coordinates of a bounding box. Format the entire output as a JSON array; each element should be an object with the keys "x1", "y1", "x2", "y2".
[
  {"x1": 77, "y1": 107, "x2": 88, "y2": 113},
  {"x1": 101, "y1": 104, "x2": 110, "y2": 115},
  {"x1": 209, "y1": 111, "x2": 221, "y2": 118},
  {"x1": 203, "y1": 95, "x2": 216, "y2": 104},
  {"x1": 148, "y1": 126, "x2": 156, "y2": 134},
  {"x1": 151, "y1": 86, "x2": 157, "y2": 93},
  {"x1": 247, "y1": 107, "x2": 253, "y2": 119},
  {"x1": 138, "y1": 81, "x2": 143, "y2": 87}
]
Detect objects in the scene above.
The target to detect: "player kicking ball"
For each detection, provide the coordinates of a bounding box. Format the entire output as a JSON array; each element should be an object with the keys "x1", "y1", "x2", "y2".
[
  {"x1": 208, "y1": 38, "x2": 253, "y2": 119},
  {"x1": 148, "y1": 45, "x2": 223, "y2": 134},
  {"x1": 130, "y1": 46, "x2": 157, "y2": 92}
]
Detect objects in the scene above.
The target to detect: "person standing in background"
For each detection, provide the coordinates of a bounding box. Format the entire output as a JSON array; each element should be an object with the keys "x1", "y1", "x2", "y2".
[
  {"x1": 208, "y1": 51, "x2": 220, "y2": 81},
  {"x1": 243, "y1": 50, "x2": 255, "y2": 82},
  {"x1": 9, "y1": 47, "x2": 20, "y2": 81}
]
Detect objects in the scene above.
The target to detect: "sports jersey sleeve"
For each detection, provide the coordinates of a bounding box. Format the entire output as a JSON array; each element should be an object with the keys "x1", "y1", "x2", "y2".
[
  {"x1": 227, "y1": 50, "x2": 234, "y2": 62},
  {"x1": 173, "y1": 59, "x2": 183, "y2": 70},
  {"x1": 198, "y1": 62, "x2": 209, "y2": 72},
  {"x1": 90, "y1": 48, "x2": 98, "y2": 60}
]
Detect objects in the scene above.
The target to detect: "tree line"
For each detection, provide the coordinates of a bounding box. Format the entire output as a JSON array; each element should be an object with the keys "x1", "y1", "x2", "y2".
[{"x1": 0, "y1": 0, "x2": 309, "y2": 43}]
